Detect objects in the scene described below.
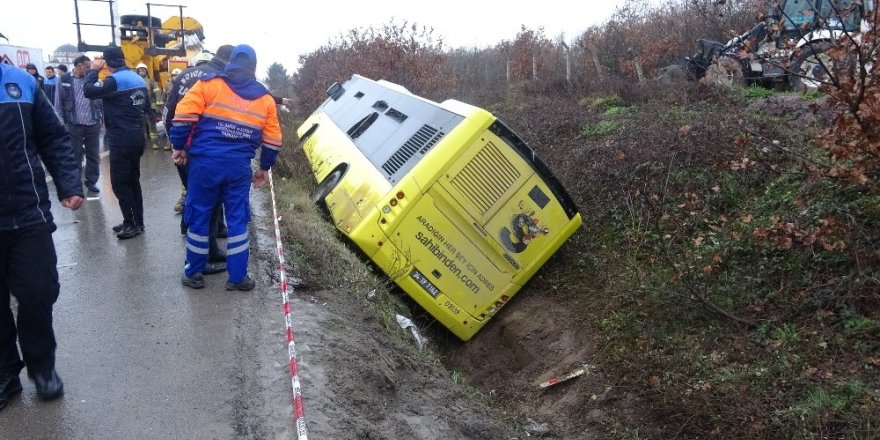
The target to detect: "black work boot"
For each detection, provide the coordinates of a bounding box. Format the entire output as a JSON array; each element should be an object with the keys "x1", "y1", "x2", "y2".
[
  {"x1": 182, "y1": 272, "x2": 205, "y2": 289},
  {"x1": 114, "y1": 223, "x2": 146, "y2": 233},
  {"x1": 116, "y1": 224, "x2": 142, "y2": 239},
  {"x1": 225, "y1": 276, "x2": 255, "y2": 291},
  {"x1": 204, "y1": 262, "x2": 227, "y2": 275},
  {"x1": 31, "y1": 369, "x2": 64, "y2": 401},
  {"x1": 0, "y1": 371, "x2": 23, "y2": 411}
]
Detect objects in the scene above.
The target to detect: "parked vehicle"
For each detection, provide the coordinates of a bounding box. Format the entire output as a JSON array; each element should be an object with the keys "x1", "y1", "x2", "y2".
[
  {"x1": 683, "y1": 0, "x2": 874, "y2": 91},
  {"x1": 73, "y1": 0, "x2": 206, "y2": 91}
]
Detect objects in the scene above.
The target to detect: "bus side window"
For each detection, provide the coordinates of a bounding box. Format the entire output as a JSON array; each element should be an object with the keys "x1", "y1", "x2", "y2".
[{"x1": 347, "y1": 112, "x2": 379, "y2": 139}]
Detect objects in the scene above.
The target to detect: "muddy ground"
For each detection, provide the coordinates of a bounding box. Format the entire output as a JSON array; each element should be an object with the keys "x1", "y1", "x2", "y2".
[
  {"x1": 260, "y1": 196, "x2": 661, "y2": 439},
  {"x1": 249, "y1": 191, "x2": 523, "y2": 439},
  {"x1": 437, "y1": 288, "x2": 664, "y2": 440},
  {"x1": 275, "y1": 251, "x2": 663, "y2": 439}
]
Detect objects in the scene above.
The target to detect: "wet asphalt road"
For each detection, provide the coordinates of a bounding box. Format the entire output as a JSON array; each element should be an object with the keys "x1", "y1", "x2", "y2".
[{"x1": 0, "y1": 148, "x2": 251, "y2": 439}]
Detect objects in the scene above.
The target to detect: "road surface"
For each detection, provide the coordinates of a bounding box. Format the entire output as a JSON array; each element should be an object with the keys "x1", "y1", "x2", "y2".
[
  {"x1": 0, "y1": 147, "x2": 519, "y2": 440},
  {"x1": 0, "y1": 149, "x2": 295, "y2": 439}
]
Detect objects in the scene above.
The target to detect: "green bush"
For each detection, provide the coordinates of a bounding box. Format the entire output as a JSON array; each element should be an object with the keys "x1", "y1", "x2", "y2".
[{"x1": 581, "y1": 119, "x2": 619, "y2": 138}]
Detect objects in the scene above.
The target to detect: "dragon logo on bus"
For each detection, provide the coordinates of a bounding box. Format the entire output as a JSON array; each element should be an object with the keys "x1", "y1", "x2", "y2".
[{"x1": 499, "y1": 202, "x2": 549, "y2": 253}]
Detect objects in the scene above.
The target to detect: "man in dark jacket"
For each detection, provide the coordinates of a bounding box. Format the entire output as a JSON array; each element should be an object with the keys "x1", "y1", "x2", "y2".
[
  {"x1": 55, "y1": 55, "x2": 103, "y2": 193},
  {"x1": 24, "y1": 63, "x2": 44, "y2": 92},
  {"x1": 83, "y1": 46, "x2": 150, "y2": 239},
  {"x1": 0, "y1": 62, "x2": 84, "y2": 410},
  {"x1": 163, "y1": 45, "x2": 234, "y2": 274}
]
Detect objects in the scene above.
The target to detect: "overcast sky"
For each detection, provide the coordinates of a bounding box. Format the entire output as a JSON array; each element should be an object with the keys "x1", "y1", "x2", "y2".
[{"x1": 1, "y1": 0, "x2": 632, "y2": 75}]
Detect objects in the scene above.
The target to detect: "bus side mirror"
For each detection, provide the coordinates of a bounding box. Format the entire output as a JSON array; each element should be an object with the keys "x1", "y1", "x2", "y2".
[{"x1": 327, "y1": 82, "x2": 345, "y2": 101}]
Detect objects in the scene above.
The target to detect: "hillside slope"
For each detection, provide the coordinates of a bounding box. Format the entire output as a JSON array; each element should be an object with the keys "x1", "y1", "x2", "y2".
[{"x1": 277, "y1": 82, "x2": 879, "y2": 439}]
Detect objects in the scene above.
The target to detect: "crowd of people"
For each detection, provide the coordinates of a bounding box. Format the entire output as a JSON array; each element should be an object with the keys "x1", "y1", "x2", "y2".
[{"x1": 0, "y1": 43, "x2": 284, "y2": 410}]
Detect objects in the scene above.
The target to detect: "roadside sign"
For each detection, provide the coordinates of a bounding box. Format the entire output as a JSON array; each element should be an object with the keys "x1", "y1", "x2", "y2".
[{"x1": 0, "y1": 45, "x2": 45, "y2": 71}]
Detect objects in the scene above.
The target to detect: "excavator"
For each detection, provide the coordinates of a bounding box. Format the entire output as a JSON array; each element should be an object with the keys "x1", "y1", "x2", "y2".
[
  {"x1": 684, "y1": 0, "x2": 874, "y2": 91},
  {"x1": 72, "y1": 0, "x2": 207, "y2": 92}
]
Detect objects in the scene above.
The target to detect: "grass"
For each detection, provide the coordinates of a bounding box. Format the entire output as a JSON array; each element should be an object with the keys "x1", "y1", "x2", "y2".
[
  {"x1": 741, "y1": 85, "x2": 776, "y2": 99},
  {"x1": 581, "y1": 119, "x2": 620, "y2": 138},
  {"x1": 549, "y1": 83, "x2": 879, "y2": 438},
  {"x1": 586, "y1": 94, "x2": 624, "y2": 110}
]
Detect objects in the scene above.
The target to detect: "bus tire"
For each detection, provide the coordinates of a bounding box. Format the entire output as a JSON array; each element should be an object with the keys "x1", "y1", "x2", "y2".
[{"x1": 311, "y1": 169, "x2": 343, "y2": 205}]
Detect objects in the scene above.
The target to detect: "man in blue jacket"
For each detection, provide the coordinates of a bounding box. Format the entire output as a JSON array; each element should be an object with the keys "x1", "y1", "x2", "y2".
[
  {"x1": 84, "y1": 46, "x2": 150, "y2": 239},
  {"x1": 0, "y1": 62, "x2": 84, "y2": 410},
  {"x1": 41, "y1": 66, "x2": 57, "y2": 106}
]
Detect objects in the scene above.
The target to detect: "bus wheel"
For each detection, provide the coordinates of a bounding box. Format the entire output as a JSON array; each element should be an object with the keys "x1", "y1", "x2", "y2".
[{"x1": 311, "y1": 169, "x2": 343, "y2": 204}]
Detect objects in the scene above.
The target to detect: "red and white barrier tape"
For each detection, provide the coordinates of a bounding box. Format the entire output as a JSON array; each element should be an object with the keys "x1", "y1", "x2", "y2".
[{"x1": 267, "y1": 170, "x2": 308, "y2": 440}]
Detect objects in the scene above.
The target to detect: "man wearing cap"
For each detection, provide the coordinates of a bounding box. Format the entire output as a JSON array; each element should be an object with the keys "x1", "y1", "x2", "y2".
[
  {"x1": 170, "y1": 44, "x2": 282, "y2": 290},
  {"x1": 83, "y1": 46, "x2": 150, "y2": 240},
  {"x1": 0, "y1": 61, "x2": 84, "y2": 409},
  {"x1": 164, "y1": 45, "x2": 235, "y2": 276}
]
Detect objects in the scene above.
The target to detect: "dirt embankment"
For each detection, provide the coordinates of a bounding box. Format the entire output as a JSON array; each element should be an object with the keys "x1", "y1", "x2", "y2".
[
  {"x1": 437, "y1": 290, "x2": 667, "y2": 439},
  {"x1": 287, "y1": 287, "x2": 519, "y2": 440},
  {"x1": 254, "y1": 185, "x2": 519, "y2": 439}
]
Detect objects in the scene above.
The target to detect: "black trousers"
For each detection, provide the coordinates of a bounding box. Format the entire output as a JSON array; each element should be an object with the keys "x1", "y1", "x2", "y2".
[
  {"x1": 109, "y1": 146, "x2": 145, "y2": 227},
  {"x1": 175, "y1": 163, "x2": 188, "y2": 188},
  {"x1": 0, "y1": 223, "x2": 60, "y2": 376},
  {"x1": 68, "y1": 123, "x2": 101, "y2": 187}
]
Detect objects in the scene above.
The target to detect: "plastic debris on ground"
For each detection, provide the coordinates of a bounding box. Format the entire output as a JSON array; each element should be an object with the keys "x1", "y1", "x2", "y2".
[{"x1": 395, "y1": 314, "x2": 426, "y2": 349}]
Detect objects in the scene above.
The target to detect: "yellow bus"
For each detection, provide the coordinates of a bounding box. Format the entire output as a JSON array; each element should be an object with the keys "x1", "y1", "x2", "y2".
[{"x1": 296, "y1": 74, "x2": 582, "y2": 341}]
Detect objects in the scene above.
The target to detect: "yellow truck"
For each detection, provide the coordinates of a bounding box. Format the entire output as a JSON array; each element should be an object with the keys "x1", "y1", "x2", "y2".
[{"x1": 73, "y1": 1, "x2": 206, "y2": 90}]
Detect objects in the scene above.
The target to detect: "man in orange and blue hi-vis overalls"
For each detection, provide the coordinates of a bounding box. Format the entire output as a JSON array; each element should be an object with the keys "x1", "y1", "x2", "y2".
[{"x1": 169, "y1": 44, "x2": 282, "y2": 291}]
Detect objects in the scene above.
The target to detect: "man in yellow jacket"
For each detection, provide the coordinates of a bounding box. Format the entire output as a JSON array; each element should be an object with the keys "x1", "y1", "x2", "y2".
[{"x1": 170, "y1": 44, "x2": 282, "y2": 290}]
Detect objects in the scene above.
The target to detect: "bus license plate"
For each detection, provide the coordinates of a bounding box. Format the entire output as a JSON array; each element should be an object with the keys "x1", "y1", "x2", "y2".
[{"x1": 410, "y1": 269, "x2": 440, "y2": 298}]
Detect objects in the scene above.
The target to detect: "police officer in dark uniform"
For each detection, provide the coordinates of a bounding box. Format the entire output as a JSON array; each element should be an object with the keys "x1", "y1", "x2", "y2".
[
  {"x1": 0, "y1": 62, "x2": 84, "y2": 410},
  {"x1": 83, "y1": 46, "x2": 150, "y2": 239}
]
